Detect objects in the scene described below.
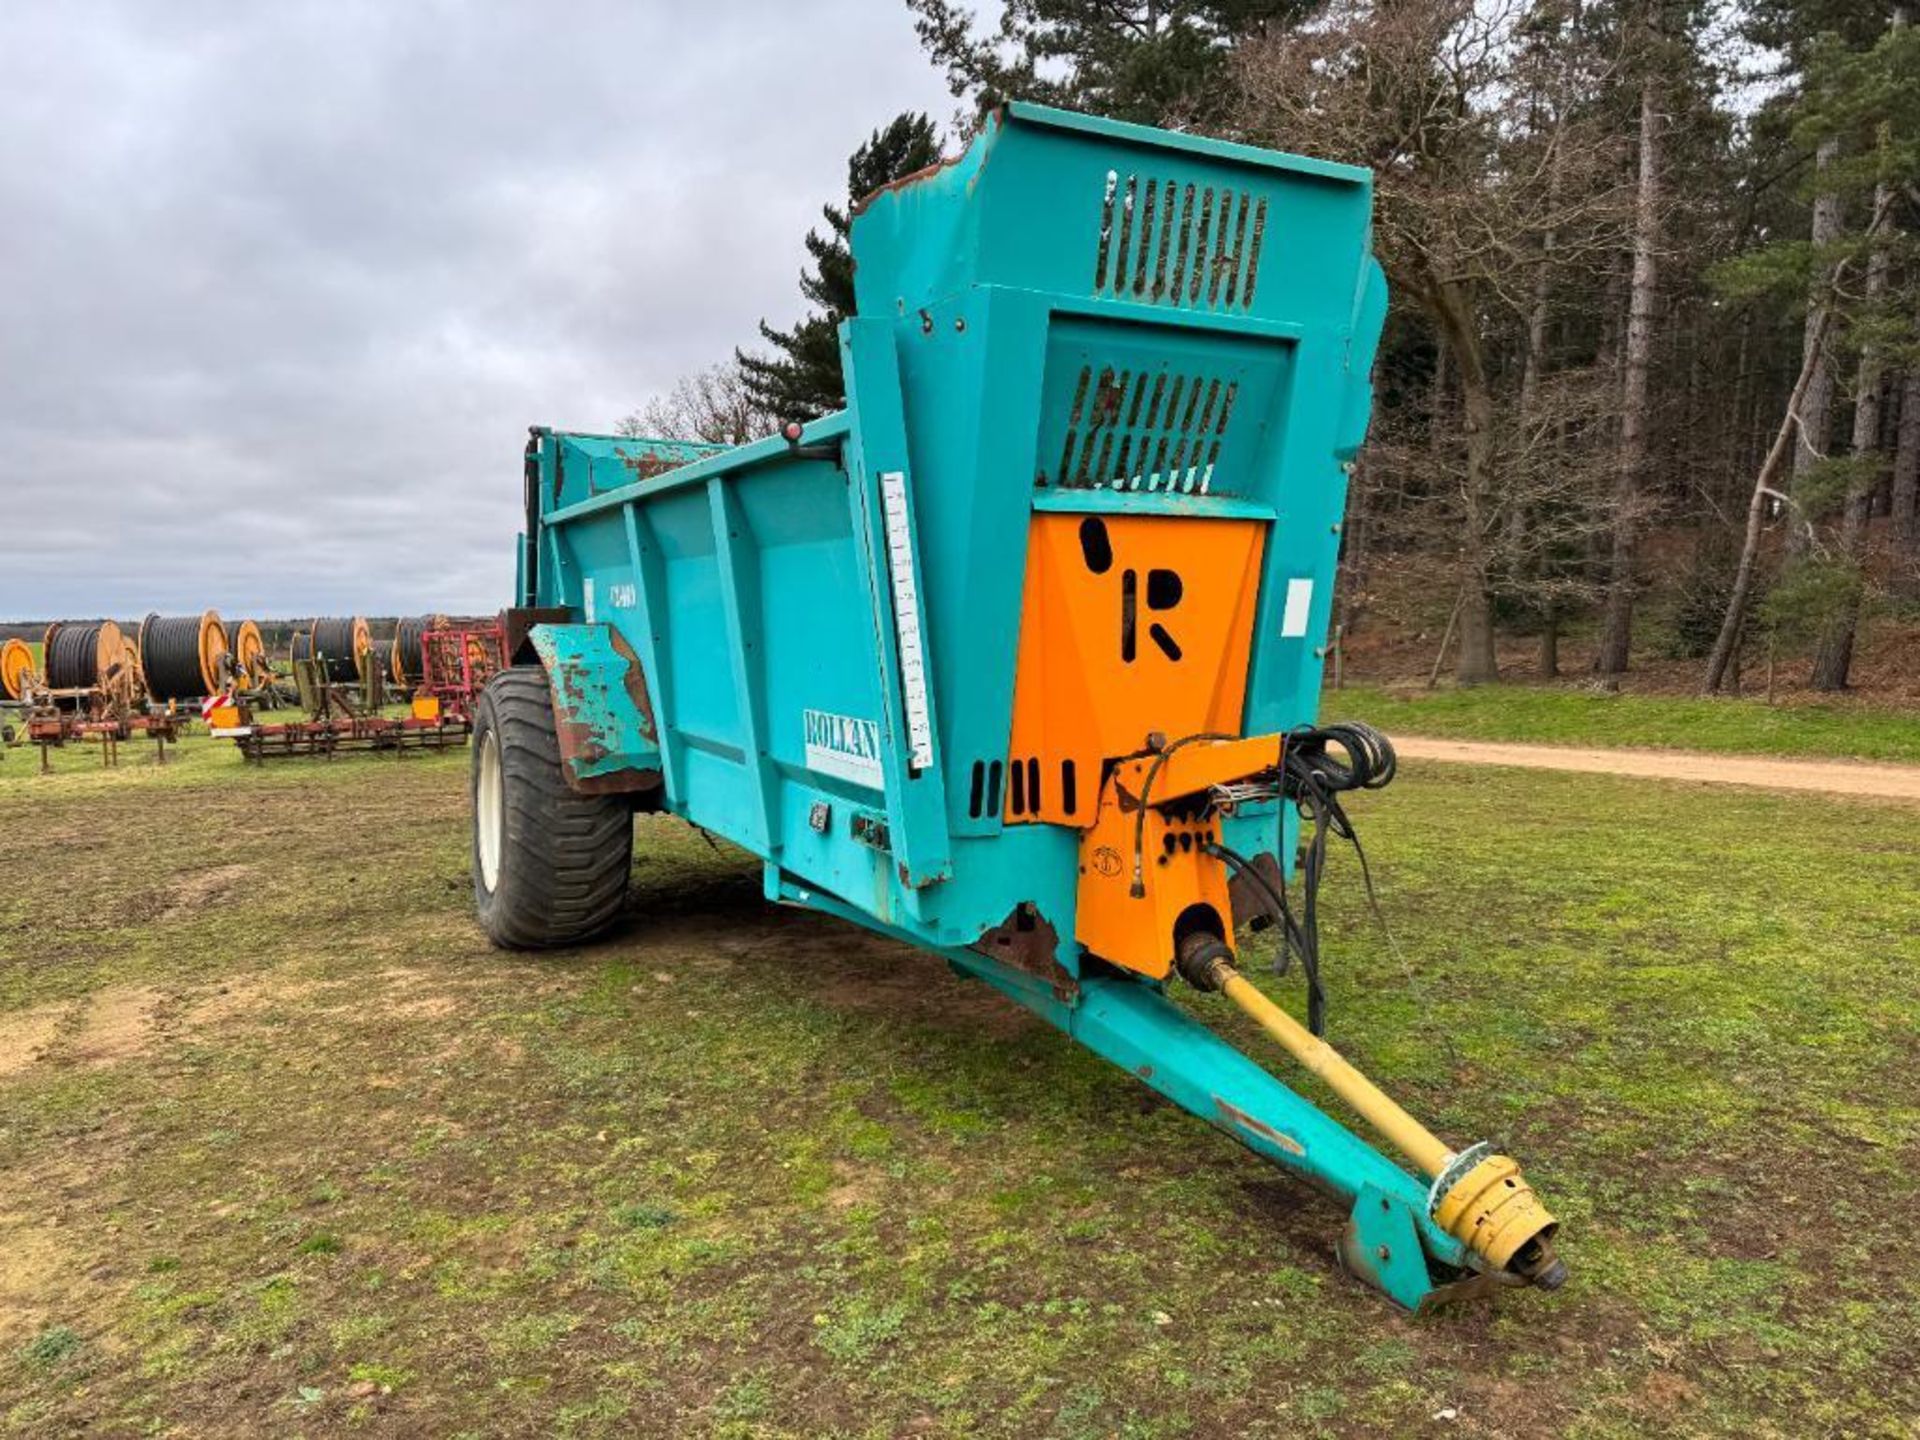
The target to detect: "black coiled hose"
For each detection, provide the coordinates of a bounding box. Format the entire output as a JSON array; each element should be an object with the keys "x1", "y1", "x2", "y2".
[
  {"x1": 44, "y1": 621, "x2": 112, "y2": 689},
  {"x1": 1285, "y1": 720, "x2": 1397, "y2": 796},
  {"x1": 391, "y1": 616, "x2": 436, "y2": 683},
  {"x1": 140, "y1": 612, "x2": 226, "y2": 700},
  {"x1": 1205, "y1": 721, "x2": 1398, "y2": 1037},
  {"x1": 306, "y1": 617, "x2": 366, "y2": 683}
]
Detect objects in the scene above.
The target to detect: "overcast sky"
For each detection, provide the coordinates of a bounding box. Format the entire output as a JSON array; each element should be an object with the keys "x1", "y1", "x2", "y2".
[{"x1": 0, "y1": 1, "x2": 958, "y2": 620}]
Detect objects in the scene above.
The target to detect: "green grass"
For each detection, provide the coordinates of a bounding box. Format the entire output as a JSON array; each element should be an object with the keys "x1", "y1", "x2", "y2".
[
  {"x1": 1, "y1": 742, "x2": 1918, "y2": 1434},
  {"x1": 1327, "y1": 682, "x2": 1920, "y2": 763},
  {"x1": 0, "y1": 708, "x2": 432, "y2": 796}
]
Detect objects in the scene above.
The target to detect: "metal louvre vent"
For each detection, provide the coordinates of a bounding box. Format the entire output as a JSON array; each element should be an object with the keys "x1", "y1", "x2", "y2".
[
  {"x1": 1050, "y1": 364, "x2": 1241, "y2": 494},
  {"x1": 1003, "y1": 755, "x2": 1043, "y2": 816},
  {"x1": 1000, "y1": 754, "x2": 1079, "y2": 822},
  {"x1": 967, "y1": 758, "x2": 1003, "y2": 820},
  {"x1": 1094, "y1": 171, "x2": 1267, "y2": 310}
]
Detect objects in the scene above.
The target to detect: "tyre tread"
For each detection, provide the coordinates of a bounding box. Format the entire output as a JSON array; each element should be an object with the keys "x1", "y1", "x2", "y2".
[{"x1": 472, "y1": 667, "x2": 633, "y2": 948}]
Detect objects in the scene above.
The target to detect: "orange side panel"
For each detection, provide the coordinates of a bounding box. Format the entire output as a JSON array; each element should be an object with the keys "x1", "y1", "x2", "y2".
[
  {"x1": 1004, "y1": 512, "x2": 1266, "y2": 825},
  {"x1": 1074, "y1": 739, "x2": 1284, "y2": 977},
  {"x1": 1076, "y1": 794, "x2": 1231, "y2": 981}
]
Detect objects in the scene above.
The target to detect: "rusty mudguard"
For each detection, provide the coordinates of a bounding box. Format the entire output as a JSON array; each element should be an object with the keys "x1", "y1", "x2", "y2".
[{"x1": 526, "y1": 622, "x2": 665, "y2": 798}]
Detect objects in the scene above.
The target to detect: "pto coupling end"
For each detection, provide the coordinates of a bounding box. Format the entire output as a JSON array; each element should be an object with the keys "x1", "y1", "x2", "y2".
[
  {"x1": 1175, "y1": 931, "x2": 1234, "y2": 992},
  {"x1": 1429, "y1": 1144, "x2": 1566, "y2": 1290}
]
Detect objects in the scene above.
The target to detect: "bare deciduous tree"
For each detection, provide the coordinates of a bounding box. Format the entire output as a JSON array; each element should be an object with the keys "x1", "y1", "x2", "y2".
[
  {"x1": 620, "y1": 362, "x2": 777, "y2": 448},
  {"x1": 1237, "y1": 0, "x2": 1631, "y2": 684}
]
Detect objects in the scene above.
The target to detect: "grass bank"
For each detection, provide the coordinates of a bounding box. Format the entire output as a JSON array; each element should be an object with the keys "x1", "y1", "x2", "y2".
[
  {"x1": 1, "y1": 742, "x2": 1917, "y2": 1435},
  {"x1": 1327, "y1": 681, "x2": 1920, "y2": 763}
]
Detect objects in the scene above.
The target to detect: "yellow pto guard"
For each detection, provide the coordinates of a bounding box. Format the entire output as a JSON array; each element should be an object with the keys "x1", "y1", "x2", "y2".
[{"x1": 1176, "y1": 935, "x2": 1565, "y2": 1291}]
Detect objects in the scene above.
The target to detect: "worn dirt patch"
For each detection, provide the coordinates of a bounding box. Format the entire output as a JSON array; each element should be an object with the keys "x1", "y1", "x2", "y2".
[
  {"x1": 384, "y1": 993, "x2": 462, "y2": 1021},
  {"x1": 179, "y1": 973, "x2": 327, "y2": 1029},
  {"x1": 63, "y1": 984, "x2": 166, "y2": 1066},
  {"x1": 0, "y1": 968, "x2": 406, "y2": 1082},
  {"x1": 825, "y1": 1162, "x2": 885, "y2": 1211},
  {"x1": 1393, "y1": 736, "x2": 1920, "y2": 802},
  {"x1": 0, "y1": 1005, "x2": 62, "y2": 1078},
  {"x1": 0, "y1": 985, "x2": 171, "y2": 1076},
  {"x1": 0, "y1": 1218, "x2": 77, "y2": 1346},
  {"x1": 116, "y1": 861, "x2": 256, "y2": 925}
]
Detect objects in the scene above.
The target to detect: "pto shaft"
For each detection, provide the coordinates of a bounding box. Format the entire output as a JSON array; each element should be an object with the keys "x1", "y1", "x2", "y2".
[
  {"x1": 1216, "y1": 967, "x2": 1453, "y2": 1177},
  {"x1": 1178, "y1": 936, "x2": 1565, "y2": 1289}
]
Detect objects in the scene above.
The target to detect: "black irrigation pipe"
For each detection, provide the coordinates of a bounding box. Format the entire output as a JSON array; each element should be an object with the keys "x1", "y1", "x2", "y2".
[
  {"x1": 44, "y1": 621, "x2": 113, "y2": 689},
  {"x1": 140, "y1": 612, "x2": 225, "y2": 701},
  {"x1": 304, "y1": 617, "x2": 368, "y2": 684},
  {"x1": 391, "y1": 615, "x2": 436, "y2": 683}
]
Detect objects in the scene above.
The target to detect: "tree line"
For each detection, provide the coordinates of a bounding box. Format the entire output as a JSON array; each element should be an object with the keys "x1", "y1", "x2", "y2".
[{"x1": 624, "y1": 0, "x2": 1919, "y2": 694}]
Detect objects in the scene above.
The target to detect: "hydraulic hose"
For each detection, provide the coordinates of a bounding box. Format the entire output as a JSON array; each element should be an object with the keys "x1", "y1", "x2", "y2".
[
  {"x1": 139, "y1": 612, "x2": 229, "y2": 700},
  {"x1": 44, "y1": 620, "x2": 122, "y2": 690},
  {"x1": 1129, "y1": 731, "x2": 1236, "y2": 898},
  {"x1": 307, "y1": 616, "x2": 370, "y2": 684}
]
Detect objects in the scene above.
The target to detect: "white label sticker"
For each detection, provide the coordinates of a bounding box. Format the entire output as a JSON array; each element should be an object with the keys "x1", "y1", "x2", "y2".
[
  {"x1": 803, "y1": 708, "x2": 885, "y2": 789},
  {"x1": 1280, "y1": 578, "x2": 1314, "y2": 638},
  {"x1": 880, "y1": 471, "x2": 936, "y2": 772},
  {"x1": 582, "y1": 576, "x2": 596, "y2": 623}
]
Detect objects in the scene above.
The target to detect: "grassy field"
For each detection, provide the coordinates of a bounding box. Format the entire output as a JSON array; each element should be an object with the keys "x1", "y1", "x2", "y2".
[
  {"x1": 1328, "y1": 682, "x2": 1920, "y2": 763},
  {"x1": 2, "y1": 734, "x2": 1918, "y2": 1436}
]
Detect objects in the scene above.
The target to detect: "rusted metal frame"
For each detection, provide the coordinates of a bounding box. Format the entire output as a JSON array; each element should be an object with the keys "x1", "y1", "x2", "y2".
[
  {"x1": 235, "y1": 716, "x2": 469, "y2": 761},
  {"x1": 839, "y1": 315, "x2": 953, "y2": 895},
  {"x1": 775, "y1": 875, "x2": 1074, "y2": 1022},
  {"x1": 970, "y1": 903, "x2": 1078, "y2": 1001},
  {"x1": 607, "y1": 438, "x2": 724, "y2": 487},
  {"x1": 707, "y1": 478, "x2": 777, "y2": 856},
  {"x1": 529, "y1": 624, "x2": 661, "y2": 794},
  {"x1": 619, "y1": 503, "x2": 682, "y2": 805}
]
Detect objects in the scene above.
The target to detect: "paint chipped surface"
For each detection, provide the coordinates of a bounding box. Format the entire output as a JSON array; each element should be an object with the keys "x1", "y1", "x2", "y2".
[
  {"x1": 1216, "y1": 1096, "x2": 1306, "y2": 1156},
  {"x1": 535, "y1": 623, "x2": 663, "y2": 795}
]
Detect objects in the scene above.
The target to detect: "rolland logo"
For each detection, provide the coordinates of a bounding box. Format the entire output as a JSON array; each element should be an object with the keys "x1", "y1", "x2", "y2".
[
  {"x1": 802, "y1": 709, "x2": 885, "y2": 788},
  {"x1": 804, "y1": 710, "x2": 880, "y2": 763}
]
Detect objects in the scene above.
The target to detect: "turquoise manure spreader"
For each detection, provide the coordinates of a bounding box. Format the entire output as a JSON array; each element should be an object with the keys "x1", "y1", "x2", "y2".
[{"x1": 472, "y1": 103, "x2": 1566, "y2": 1311}]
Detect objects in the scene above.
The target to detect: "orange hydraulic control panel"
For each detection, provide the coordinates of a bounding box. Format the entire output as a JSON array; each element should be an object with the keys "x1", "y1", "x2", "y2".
[
  {"x1": 1075, "y1": 734, "x2": 1283, "y2": 978},
  {"x1": 1005, "y1": 508, "x2": 1276, "y2": 977}
]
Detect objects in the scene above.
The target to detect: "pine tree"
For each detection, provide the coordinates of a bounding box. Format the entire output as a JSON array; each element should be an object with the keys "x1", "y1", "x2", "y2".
[
  {"x1": 1804, "y1": 13, "x2": 1918, "y2": 688},
  {"x1": 907, "y1": 0, "x2": 1306, "y2": 126},
  {"x1": 736, "y1": 113, "x2": 941, "y2": 421},
  {"x1": 1701, "y1": 15, "x2": 1920, "y2": 692}
]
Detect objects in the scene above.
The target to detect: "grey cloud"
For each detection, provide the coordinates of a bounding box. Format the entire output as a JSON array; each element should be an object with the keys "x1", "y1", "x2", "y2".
[{"x1": 0, "y1": 0, "x2": 955, "y2": 618}]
